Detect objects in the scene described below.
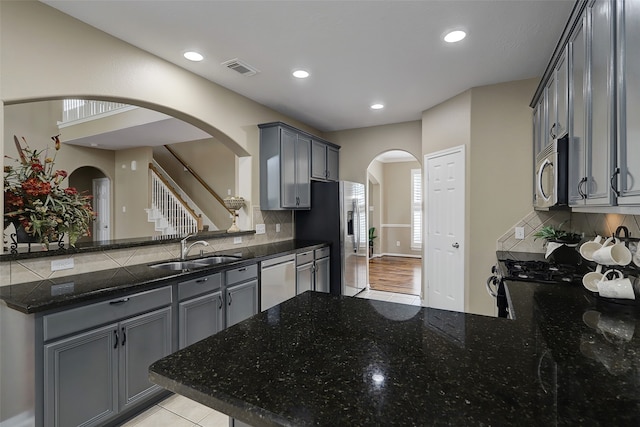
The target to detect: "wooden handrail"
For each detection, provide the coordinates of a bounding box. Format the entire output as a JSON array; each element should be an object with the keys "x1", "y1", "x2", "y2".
[
  {"x1": 163, "y1": 145, "x2": 234, "y2": 214},
  {"x1": 148, "y1": 163, "x2": 203, "y2": 231}
]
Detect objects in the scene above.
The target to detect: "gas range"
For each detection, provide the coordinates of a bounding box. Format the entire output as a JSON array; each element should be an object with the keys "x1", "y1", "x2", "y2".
[{"x1": 501, "y1": 259, "x2": 588, "y2": 285}]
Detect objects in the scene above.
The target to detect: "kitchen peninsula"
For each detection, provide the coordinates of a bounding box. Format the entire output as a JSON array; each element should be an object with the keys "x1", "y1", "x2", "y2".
[{"x1": 150, "y1": 280, "x2": 640, "y2": 426}]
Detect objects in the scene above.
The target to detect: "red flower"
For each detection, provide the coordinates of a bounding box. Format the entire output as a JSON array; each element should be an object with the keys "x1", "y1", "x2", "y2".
[
  {"x1": 55, "y1": 170, "x2": 68, "y2": 178},
  {"x1": 31, "y1": 162, "x2": 44, "y2": 173},
  {"x1": 21, "y1": 177, "x2": 51, "y2": 196},
  {"x1": 64, "y1": 187, "x2": 78, "y2": 195}
]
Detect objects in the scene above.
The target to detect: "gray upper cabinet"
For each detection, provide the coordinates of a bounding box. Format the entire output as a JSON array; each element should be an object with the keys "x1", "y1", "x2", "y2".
[
  {"x1": 569, "y1": 12, "x2": 588, "y2": 205},
  {"x1": 311, "y1": 139, "x2": 340, "y2": 182},
  {"x1": 538, "y1": 0, "x2": 623, "y2": 209},
  {"x1": 584, "y1": 0, "x2": 616, "y2": 206},
  {"x1": 260, "y1": 123, "x2": 311, "y2": 210},
  {"x1": 616, "y1": 0, "x2": 640, "y2": 204}
]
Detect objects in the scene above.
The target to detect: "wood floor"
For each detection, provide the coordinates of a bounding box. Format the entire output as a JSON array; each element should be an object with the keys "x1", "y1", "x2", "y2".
[{"x1": 368, "y1": 256, "x2": 422, "y2": 296}]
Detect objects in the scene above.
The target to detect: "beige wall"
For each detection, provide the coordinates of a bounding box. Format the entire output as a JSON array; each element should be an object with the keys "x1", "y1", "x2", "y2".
[
  {"x1": 467, "y1": 78, "x2": 538, "y2": 315},
  {"x1": 327, "y1": 120, "x2": 422, "y2": 184},
  {"x1": 381, "y1": 160, "x2": 421, "y2": 256},
  {"x1": 114, "y1": 147, "x2": 156, "y2": 238},
  {"x1": 421, "y1": 79, "x2": 536, "y2": 316}
]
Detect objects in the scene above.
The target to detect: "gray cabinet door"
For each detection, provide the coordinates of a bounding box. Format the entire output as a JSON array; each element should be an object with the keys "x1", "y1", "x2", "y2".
[
  {"x1": 226, "y1": 280, "x2": 258, "y2": 327},
  {"x1": 311, "y1": 139, "x2": 328, "y2": 180},
  {"x1": 295, "y1": 135, "x2": 311, "y2": 208},
  {"x1": 119, "y1": 307, "x2": 172, "y2": 411},
  {"x1": 314, "y1": 257, "x2": 330, "y2": 293},
  {"x1": 545, "y1": 72, "x2": 557, "y2": 145},
  {"x1": 179, "y1": 291, "x2": 224, "y2": 349},
  {"x1": 44, "y1": 323, "x2": 118, "y2": 427},
  {"x1": 585, "y1": 0, "x2": 615, "y2": 206},
  {"x1": 617, "y1": 0, "x2": 640, "y2": 204},
  {"x1": 296, "y1": 262, "x2": 314, "y2": 294},
  {"x1": 327, "y1": 146, "x2": 339, "y2": 181},
  {"x1": 556, "y1": 47, "x2": 569, "y2": 138},
  {"x1": 569, "y1": 12, "x2": 588, "y2": 206},
  {"x1": 280, "y1": 128, "x2": 298, "y2": 208}
]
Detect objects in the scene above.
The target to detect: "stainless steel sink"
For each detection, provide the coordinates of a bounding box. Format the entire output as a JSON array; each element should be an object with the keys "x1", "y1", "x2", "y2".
[
  {"x1": 149, "y1": 261, "x2": 208, "y2": 271},
  {"x1": 194, "y1": 255, "x2": 241, "y2": 265}
]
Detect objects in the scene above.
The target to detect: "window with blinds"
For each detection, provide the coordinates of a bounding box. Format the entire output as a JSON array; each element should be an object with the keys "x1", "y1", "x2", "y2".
[{"x1": 411, "y1": 169, "x2": 422, "y2": 250}]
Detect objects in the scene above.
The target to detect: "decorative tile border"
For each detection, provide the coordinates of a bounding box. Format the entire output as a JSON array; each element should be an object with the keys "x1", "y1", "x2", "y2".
[{"x1": 497, "y1": 211, "x2": 640, "y2": 253}]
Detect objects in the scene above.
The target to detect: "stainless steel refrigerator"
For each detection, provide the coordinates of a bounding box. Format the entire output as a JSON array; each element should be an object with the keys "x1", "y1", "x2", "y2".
[{"x1": 295, "y1": 180, "x2": 367, "y2": 296}]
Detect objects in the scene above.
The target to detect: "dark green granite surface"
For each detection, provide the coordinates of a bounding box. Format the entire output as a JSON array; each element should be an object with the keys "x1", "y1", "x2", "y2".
[
  {"x1": 0, "y1": 240, "x2": 327, "y2": 313},
  {"x1": 149, "y1": 285, "x2": 640, "y2": 426}
]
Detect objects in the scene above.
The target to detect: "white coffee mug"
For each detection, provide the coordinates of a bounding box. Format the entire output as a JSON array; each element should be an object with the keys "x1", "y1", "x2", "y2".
[
  {"x1": 580, "y1": 235, "x2": 604, "y2": 261},
  {"x1": 592, "y1": 237, "x2": 632, "y2": 266},
  {"x1": 582, "y1": 264, "x2": 604, "y2": 293},
  {"x1": 597, "y1": 269, "x2": 635, "y2": 300}
]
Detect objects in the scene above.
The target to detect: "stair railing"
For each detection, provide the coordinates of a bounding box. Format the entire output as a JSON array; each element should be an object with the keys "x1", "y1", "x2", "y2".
[
  {"x1": 149, "y1": 163, "x2": 202, "y2": 235},
  {"x1": 163, "y1": 145, "x2": 234, "y2": 215}
]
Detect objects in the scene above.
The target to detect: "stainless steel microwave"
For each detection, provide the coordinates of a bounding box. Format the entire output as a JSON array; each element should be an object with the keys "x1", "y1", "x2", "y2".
[{"x1": 534, "y1": 135, "x2": 568, "y2": 210}]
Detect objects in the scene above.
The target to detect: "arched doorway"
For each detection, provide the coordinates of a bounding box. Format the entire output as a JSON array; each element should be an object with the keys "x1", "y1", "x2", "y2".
[
  {"x1": 69, "y1": 166, "x2": 110, "y2": 242},
  {"x1": 366, "y1": 150, "x2": 422, "y2": 298}
]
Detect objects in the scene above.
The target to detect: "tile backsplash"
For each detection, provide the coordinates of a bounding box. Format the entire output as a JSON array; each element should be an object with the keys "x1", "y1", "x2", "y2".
[
  {"x1": 497, "y1": 210, "x2": 640, "y2": 253},
  {"x1": 1, "y1": 207, "x2": 293, "y2": 286}
]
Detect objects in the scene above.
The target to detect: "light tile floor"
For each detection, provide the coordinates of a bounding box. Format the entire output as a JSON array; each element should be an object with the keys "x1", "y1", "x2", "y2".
[{"x1": 120, "y1": 289, "x2": 422, "y2": 427}]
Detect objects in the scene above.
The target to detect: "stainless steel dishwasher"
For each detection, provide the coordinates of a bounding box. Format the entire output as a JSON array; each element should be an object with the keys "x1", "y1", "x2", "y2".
[{"x1": 260, "y1": 254, "x2": 296, "y2": 311}]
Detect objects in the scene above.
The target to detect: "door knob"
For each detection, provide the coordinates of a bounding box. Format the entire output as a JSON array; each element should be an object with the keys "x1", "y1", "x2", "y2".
[{"x1": 452, "y1": 243, "x2": 459, "y2": 248}]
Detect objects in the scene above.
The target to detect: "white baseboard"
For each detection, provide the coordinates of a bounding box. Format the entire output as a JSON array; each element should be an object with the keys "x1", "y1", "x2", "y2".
[{"x1": 380, "y1": 252, "x2": 422, "y2": 259}]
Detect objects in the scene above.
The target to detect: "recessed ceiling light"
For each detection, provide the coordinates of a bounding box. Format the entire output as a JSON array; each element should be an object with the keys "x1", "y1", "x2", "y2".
[
  {"x1": 444, "y1": 30, "x2": 466, "y2": 43},
  {"x1": 292, "y1": 70, "x2": 310, "y2": 79},
  {"x1": 184, "y1": 51, "x2": 204, "y2": 62},
  {"x1": 370, "y1": 103, "x2": 384, "y2": 110}
]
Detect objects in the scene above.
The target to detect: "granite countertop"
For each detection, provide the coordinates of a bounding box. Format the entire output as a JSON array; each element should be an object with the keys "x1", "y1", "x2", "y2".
[
  {"x1": 0, "y1": 240, "x2": 327, "y2": 314},
  {"x1": 150, "y1": 281, "x2": 640, "y2": 426}
]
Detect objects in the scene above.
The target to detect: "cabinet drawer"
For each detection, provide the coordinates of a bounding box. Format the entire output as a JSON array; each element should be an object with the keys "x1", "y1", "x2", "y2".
[
  {"x1": 43, "y1": 286, "x2": 172, "y2": 342},
  {"x1": 314, "y1": 247, "x2": 330, "y2": 259},
  {"x1": 296, "y1": 251, "x2": 314, "y2": 265},
  {"x1": 226, "y1": 264, "x2": 258, "y2": 286},
  {"x1": 178, "y1": 273, "x2": 222, "y2": 301}
]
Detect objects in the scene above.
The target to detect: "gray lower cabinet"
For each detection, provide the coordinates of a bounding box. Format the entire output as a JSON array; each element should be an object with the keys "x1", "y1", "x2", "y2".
[
  {"x1": 315, "y1": 255, "x2": 330, "y2": 293},
  {"x1": 295, "y1": 247, "x2": 331, "y2": 294},
  {"x1": 179, "y1": 291, "x2": 224, "y2": 348},
  {"x1": 226, "y1": 264, "x2": 259, "y2": 327},
  {"x1": 42, "y1": 286, "x2": 173, "y2": 427},
  {"x1": 178, "y1": 272, "x2": 224, "y2": 349},
  {"x1": 44, "y1": 324, "x2": 118, "y2": 427}
]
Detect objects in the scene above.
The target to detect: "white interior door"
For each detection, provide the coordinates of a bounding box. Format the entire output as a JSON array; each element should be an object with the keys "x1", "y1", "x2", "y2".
[
  {"x1": 92, "y1": 178, "x2": 111, "y2": 241},
  {"x1": 424, "y1": 146, "x2": 465, "y2": 312}
]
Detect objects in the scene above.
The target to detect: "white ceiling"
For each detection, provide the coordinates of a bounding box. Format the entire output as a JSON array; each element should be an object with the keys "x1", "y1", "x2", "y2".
[{"x1": 42, "y1": 0, "x2": 574, "y2": 134}]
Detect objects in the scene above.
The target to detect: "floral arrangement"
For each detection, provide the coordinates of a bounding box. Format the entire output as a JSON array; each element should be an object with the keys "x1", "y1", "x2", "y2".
[{"x1": 4, "y1": 135, "x2": 96, "y2": 247}]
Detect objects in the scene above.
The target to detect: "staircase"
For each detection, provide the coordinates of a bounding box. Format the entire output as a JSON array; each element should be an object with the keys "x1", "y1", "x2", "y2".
[{"x1": 147, "y1": 162, "x2": 215, "y2": 235}]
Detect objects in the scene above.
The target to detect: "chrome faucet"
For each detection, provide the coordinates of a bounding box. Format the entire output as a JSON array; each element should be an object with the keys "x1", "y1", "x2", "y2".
[{"x1": 180, "y1": 233, "x2": 209, "y2": 260}]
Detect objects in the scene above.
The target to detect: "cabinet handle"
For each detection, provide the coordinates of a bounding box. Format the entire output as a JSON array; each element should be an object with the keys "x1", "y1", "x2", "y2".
[
  {"x1": 113, "y1": 330, "x2": 119, "y2": 349},
  {"x1": 239, "y1": 268, "x2": 247, "y2": 272},
  {"x1": 578, "y1": 177, "x2": 589, "y2": 199},
  {"x1": 218, "y1": 295, "x2": 223, "y2": 309},
  {"x1": 228, "y1": 293, "x2": 232, "y2": 306},
  {"x1": 196, "y1": 277, "x2": 209, "y2": 283},
  {"x1": 109, "y1": 298, "x2": 130, "y2": 305},
  {"x1": 611, "y1": 168, "x2": 621, "y2": 196},
  {"x1": 121, "y1": 327, "x2": 126, "y2": 346},
  {"x1": 326, "y1": 170, "x2": 329, "y2": 179},
  {"x1": 549, "y1": 123, "x2": 557, "y2": 139}
]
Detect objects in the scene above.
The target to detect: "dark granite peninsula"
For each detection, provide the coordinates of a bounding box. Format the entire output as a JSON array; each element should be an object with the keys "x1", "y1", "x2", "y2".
[{"x1": 150, "y1": 285, "x2": 640, "y2": 426}]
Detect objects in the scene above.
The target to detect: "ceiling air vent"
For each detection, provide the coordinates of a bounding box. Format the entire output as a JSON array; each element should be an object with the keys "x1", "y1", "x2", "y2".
[{"x1": 221, "y1": 58, "x2": 259, "y2": 76}]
